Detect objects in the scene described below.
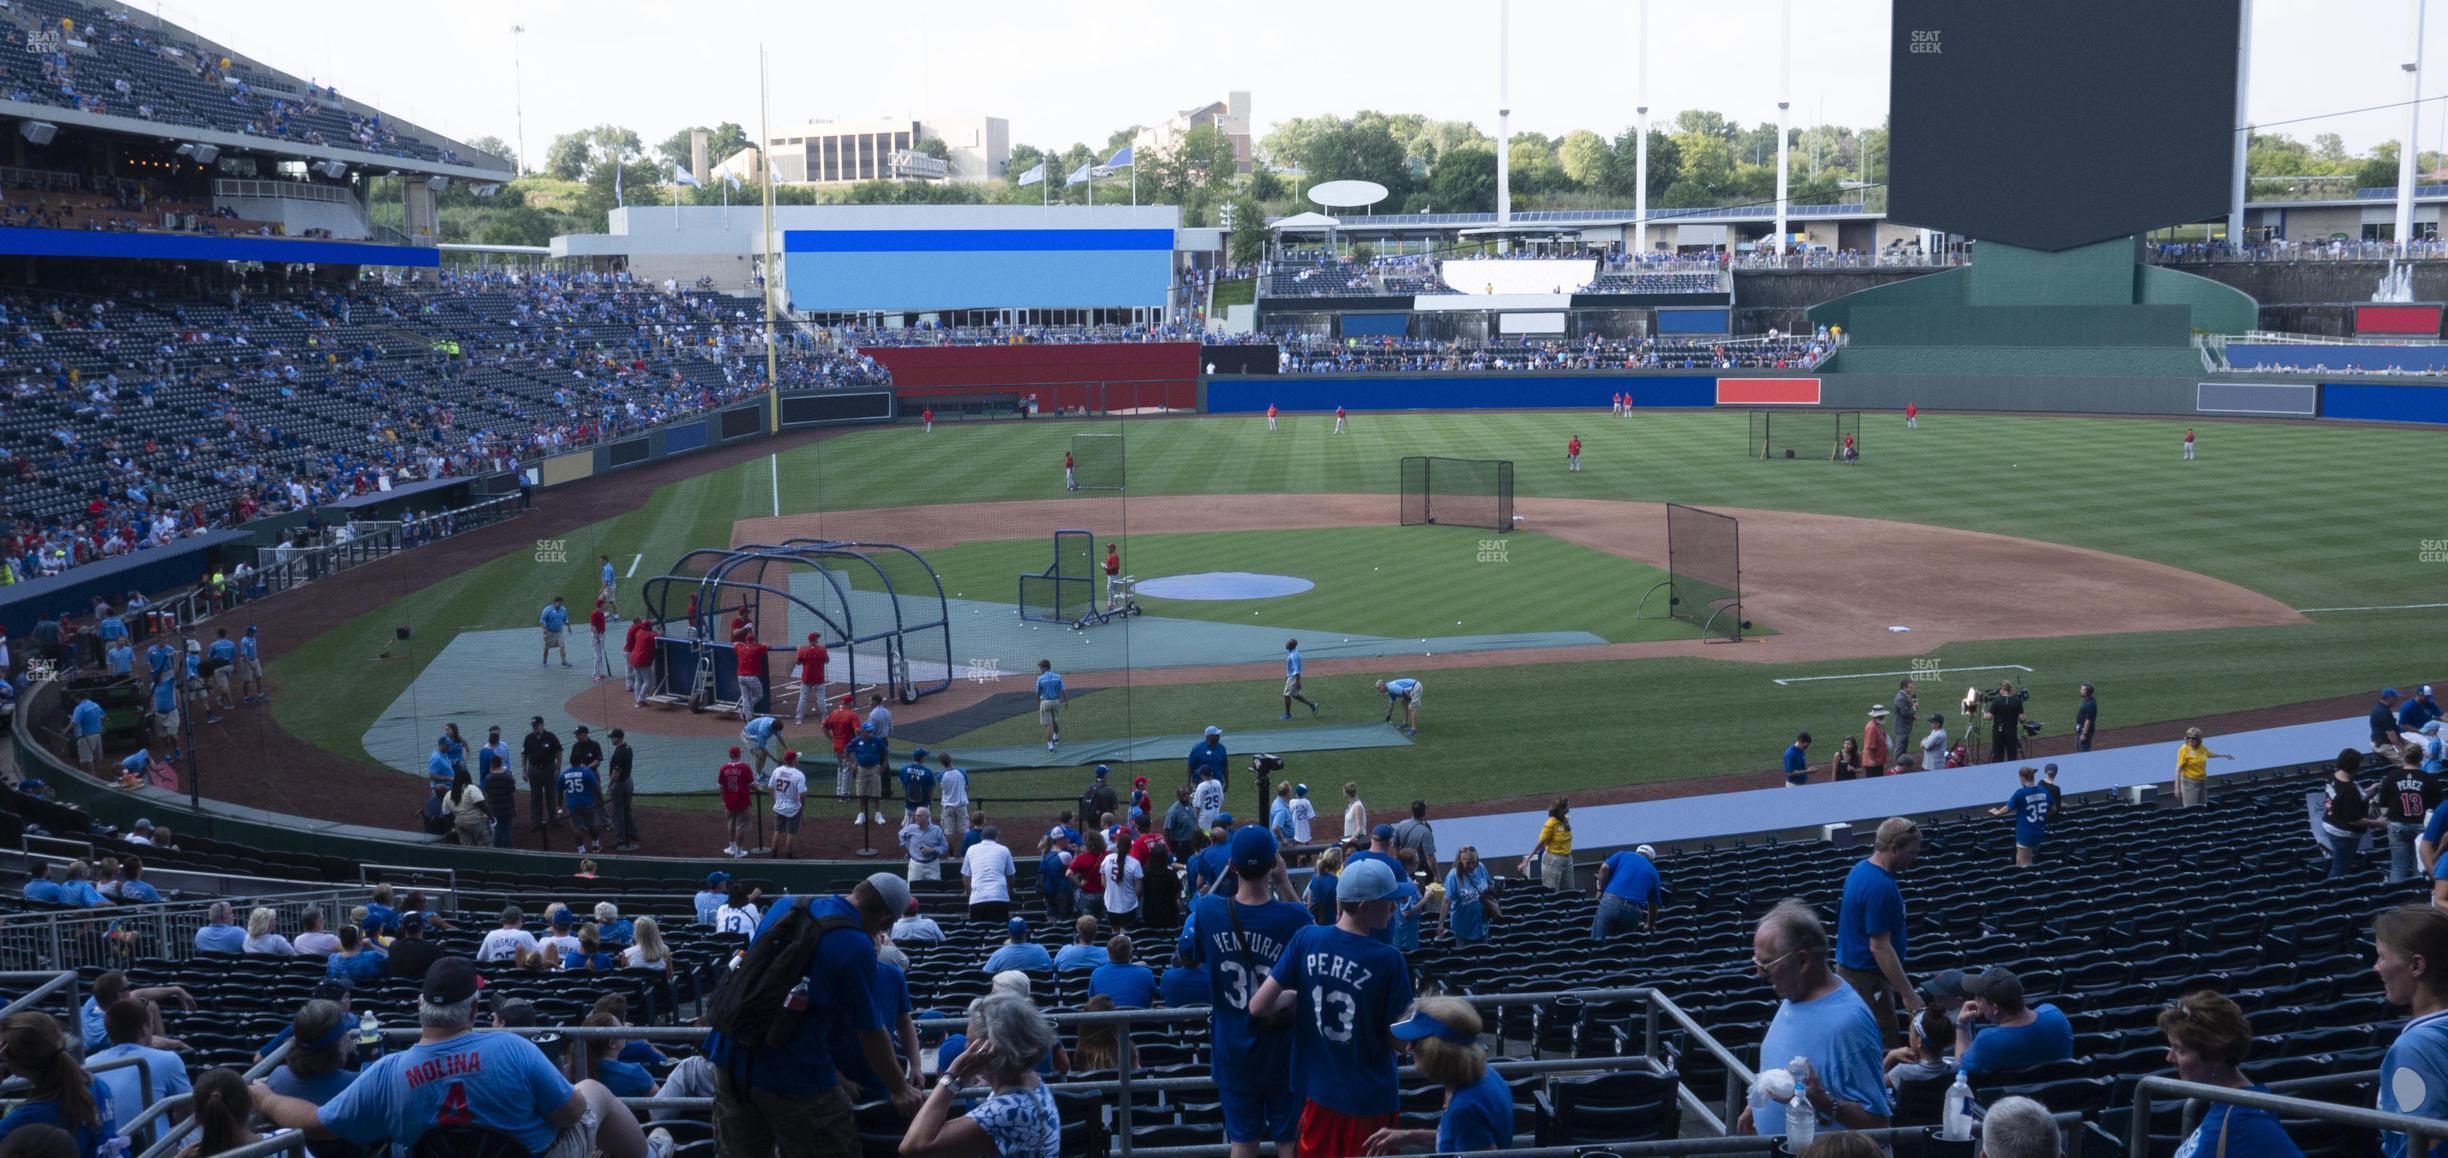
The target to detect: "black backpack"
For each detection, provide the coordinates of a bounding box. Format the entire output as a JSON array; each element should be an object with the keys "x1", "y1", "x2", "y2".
[{"x1": 705, "y1": 897, "x2": 862, "y2": 1050}]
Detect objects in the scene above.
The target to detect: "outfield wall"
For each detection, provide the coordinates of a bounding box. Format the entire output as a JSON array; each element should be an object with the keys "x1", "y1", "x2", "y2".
[
  {"x1": 1206, "y1": 371, "x2": 2215, "y2": 414},
  {"x1": 865, "y1": 342, "x2": 1201, "y2": 411}
]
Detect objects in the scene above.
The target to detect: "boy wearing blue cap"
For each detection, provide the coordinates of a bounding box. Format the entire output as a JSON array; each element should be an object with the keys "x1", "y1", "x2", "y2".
[
  {"x1": 981, "y1": 919, "x2": 1053, "y2": 975},
  {"x1": 1191, "y1": 826, "x2": 1315, "y2": 1157},
  {"x1": 1253, "y1": 856, "x2": 1411, "y2": 1158}
]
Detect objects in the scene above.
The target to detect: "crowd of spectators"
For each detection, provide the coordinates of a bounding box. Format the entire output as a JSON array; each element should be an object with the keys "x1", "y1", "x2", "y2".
[
  {"x1": 0, "y1": 268, "x2": 884, "y2": 585},
  {"x1": 1275, "y1": 328, "x2": 1836, "y2": 373}
]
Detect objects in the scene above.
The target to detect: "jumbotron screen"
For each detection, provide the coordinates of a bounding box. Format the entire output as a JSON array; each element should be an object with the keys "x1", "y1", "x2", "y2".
[{"x1": 1886, "y1": 0, "x2": 2239, "y2": 252}]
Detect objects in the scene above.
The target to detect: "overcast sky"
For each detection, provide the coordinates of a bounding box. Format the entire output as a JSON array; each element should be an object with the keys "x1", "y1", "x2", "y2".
[{"x1": 155, "y1": 0, "x2": 2448, "y2": 167}]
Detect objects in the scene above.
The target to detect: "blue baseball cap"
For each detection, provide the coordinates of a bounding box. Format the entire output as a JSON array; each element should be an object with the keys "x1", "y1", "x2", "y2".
[
  {"x1": 2386, "y1": 688, "x2": 2403, "y2": 698},
  {"x1": 1205, "y1": 726, "x2": 1222, "y2": 737},
  {"x1": 1390, "y1": 1007, "x2": 1480, "y2": 1044},
  {"x1": 705, "y1": 871, "x2": 730, "y2": 888},
  {"x1": 1007, "y1": 917, "x2": 1030, "y2": 939},
  {"x1": 1229, "y1": 826, "x2": 1280, "y2": 873},
  {"x1": 1095, "y1": 765, "x2": 1111, "y2": 777},
  {"x1": 1214, "y1": 812, "x2": 1235, "y2": 828},
  {"x1": 1294, "y1": 783, "x2": 1309, "y2": 796},
  {"x1": 911, "y1": 747, "x2": 929, "y2": 760},
  {"x1": 1372, "y1": 823, "x2": 1395, "y2": 841},
  {"x1": 1337, "y1": 858, "x2": 1401, "y2": 903}
]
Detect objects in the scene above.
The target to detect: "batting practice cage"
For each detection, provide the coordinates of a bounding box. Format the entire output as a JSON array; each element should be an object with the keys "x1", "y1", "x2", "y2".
[
  {"x1": 1071, "y1": 432, "x2": 1125, "y2": 491},
  {"x1": 1636, "y1": 502, "x2": 1747, "y2": 642},
  {"x1": 634, "y1": 539, "x2": 954, "y2": 713},
  {"x1": 1749, "y1": 410, "x2": 1863, "y2": 461},
  {"x1": 1018, "y1": 528, "x2": 1099, "y2": 625},
  {"x1": 1399, "y1": 456, "x2": 1515, "y2": 531}
]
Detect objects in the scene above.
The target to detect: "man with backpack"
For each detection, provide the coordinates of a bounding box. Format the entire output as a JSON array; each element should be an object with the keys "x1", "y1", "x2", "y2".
[
  {"x1": 1390, "y1": 799, "x2": 1437, "y2": 879},
  {"x1": 707, "y1": 872, "x2": 920, "y2": 1156},
  {"x1": 1079, "y1": 766, "x2": 1119, "y2": 831}
]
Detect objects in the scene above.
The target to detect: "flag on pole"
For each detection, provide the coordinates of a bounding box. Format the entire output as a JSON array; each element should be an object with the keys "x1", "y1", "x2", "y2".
[
  {"x1": 723, "y1": 171, "x2": 739, "y2": 206},
  {"x1": 1016, "y1": 161, "x2": 1046, "y2": 186},
  {"x1": 1065, "y1": 163, "x2": 1092, "y2": 186},
  {"x1": 1101, "y1": 146, "x2": 1133, "y2": 172},
  {"x1": 673, "y1": 166, "x2": 701, "y2": 187},
  {"x1": 613, "y1": 162, "x2": 623, "y2": 208}
]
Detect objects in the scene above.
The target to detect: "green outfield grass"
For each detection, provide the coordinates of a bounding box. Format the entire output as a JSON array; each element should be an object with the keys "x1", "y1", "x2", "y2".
[
  {"x1": 917, "y1": 526, "x2": 1711, "y2": 643},
  {"x1": 268, "y1": 411, "x2": 2448, "y2": 809}
]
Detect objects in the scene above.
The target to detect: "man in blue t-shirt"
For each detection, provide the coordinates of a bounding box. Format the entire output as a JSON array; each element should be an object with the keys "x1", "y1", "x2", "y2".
[
  {"x1": 1783, "y1": 732, "x2": 1813, "y2": 786},
  {"x1": 1254, "y1": 856, "x2": 1412, "y2": 1157},
  {"x1": 982, "y1": 918, "x2": 1054, "y2": 975},
  {"x1": 1745, "y1": 900, "x2": 1893, "y2": 1138},
  {"x1": 1282, "y1": 638, "x2": 1320, "y2": 719},
  {"x1": 1037, "y1": 833, "x2": 1077, "y2": 922},
  {"x1": 706, "y1": 874, "x2": 920, "y2": 1153},
  {"x1": 1951, "y1": 967, "x2": 2073, "y2": 1077},
  {"x1": 1592, "y1": 844, "x2": 1663, "y2": 939},
  {"x1": 1192, "y1": 827, "x2": 1314, "y2": 1153},
  {"x1": 69, "y1": 693, "x2": 103, "y2": 775},
  {"x1": 1835, "y1": 817, "x2": 1923, "y2": 1047},
  {"x1": 254, "y1": 958, "x2": 627, "y2": 1153},
  {"x1": 1989, "y1": 767, "x2": 2053, "y2": 868},
  {"x1": 693, "y1": 872, "x2": 731, "y2": 926},
  {"x1": 1089, "y1": 935, "x2": 1157, "y2": 1009},
  {"x1": 1183, "y1": 815, "x2": 1238, "y2": 903},
  {"x1": 149, "y1": 673, "x2": 181, "y2": 742},
  {"x1": 1160, "y1": 930, "x2": 1209, "y2": 1008},
  {"x1": 898, "y1": 749, "x2": 938, "y2": 821},
  {"x1": 1376, "y1": 677, "x2": 1422, "y2": 735},
  {"x1": 145, "y1": 639, "x2": 175, "y2": 683},
  {"x1": 1036, "y1": 659, "x2": 1067, "y2": 750},
  {"x1": 538, "y1": 596, "x2": 571, "y2": 667},
  {"x1": 2404, "y1": 686, "x2": 2445, "y2": 733},
  {"x1": 1188, "y1": 726, "x2": 1230, "y2": 793}
]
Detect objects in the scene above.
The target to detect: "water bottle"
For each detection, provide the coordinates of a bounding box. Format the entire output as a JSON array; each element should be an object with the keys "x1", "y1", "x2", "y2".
[
  {"x1": 1783, "y1": 1056, "x2": 1818, "y2": 1149},
  {"x1": 356, "y1": 1011, "x2": 381, "y2": 1059},
  {"x1": 1940, "y1": 1068, "x2": 1975, "y2": 1141}
]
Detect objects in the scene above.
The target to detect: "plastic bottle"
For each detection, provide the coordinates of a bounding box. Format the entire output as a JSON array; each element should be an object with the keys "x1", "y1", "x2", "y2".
[
  {"x1": 356, "y1": 1010, "x2": 381, "y2": 1059},
  {"x1": 1940, "y1": 1068, "x2": 1975, "y2": 1141},
  {"x1": 1784, "y1": 1057, "x2": 1818, "y2": 1150}
]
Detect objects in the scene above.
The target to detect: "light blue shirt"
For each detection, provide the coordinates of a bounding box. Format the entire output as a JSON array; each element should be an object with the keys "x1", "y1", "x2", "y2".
[
  {"x1": 2382, "y1": 1009, "x2": 2448, "y2": 1158},
  {"x1": 89, "y1": 1041, "x2": 189, "y2": 1148},
  {"x1": 743, "y1": 717, "x2": 779, "y2": 746},
  {"x1": 602, "y1": 561, "x2": 616, "y2": 584},
  {"x1": 70, "y1": 698, "x2": 102, "y2": 736},
  {"x1": 1753, "y1": 983, "x2": 1891, "y2": 1136},
  {"x1": 195, "y1": 924, "x2": 247, "y2": 954},
  {"x1": 540, "y1": 603, "x2": 569, "y2": 631},
  {"x1": 1036, "y1": 670, "x2": 1065, "y2": 700},
  {"x1": 239, "y1": 635, "x2": 258, "y2": 662},
  {"x1": 317, "y1": 1029, "x2": 576, "y2": 1155},
  {"x1": 1286, "y1": 648, "x2": 1303, "y2": 677},
  {"x1": 1384, "y1": 678, "x2": 1419, "y2": 698},
  {"x1": 105, "y1": 645, "x2": 133, "y2": 674}
]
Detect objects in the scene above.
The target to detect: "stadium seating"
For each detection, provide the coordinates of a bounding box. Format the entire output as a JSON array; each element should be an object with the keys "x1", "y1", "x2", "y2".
[
  {"x1": 2224, "y1": 341, "x2": 2448, "y2": 374},
  {"x1": 1582, "y1": 271, "x2": 1726, "y2": 295},
  {"x1": 0, "y1": 749, "x2": 2418, "y2": 1154},
  {"x1": 0, "y1": 0, "x2": 495, "y2": 168},
  {"x1": 1277, "y1": 333, "x2": 1834, "y2": 373},
  {"x1": 0, "y1": 272, "x2": 886, "y2": 583}
]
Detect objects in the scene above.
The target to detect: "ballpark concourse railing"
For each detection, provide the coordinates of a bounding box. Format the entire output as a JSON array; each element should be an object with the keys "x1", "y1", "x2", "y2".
[
  {"x1": 0, "y1": 879, "x2": 375, "y2": 971},
  {"x1": 110, "y1": 984, "x2": 2448, "y2": 1157}
]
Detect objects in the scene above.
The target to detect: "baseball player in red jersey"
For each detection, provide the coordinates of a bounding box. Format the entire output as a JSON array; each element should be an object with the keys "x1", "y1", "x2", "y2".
[
  {"x1": 1104, "y1": 542, "x2": 1122, "y2": 609},
  {"x1": 922, "y1": 407, "x2": 934, "y2": 433},
  {"x1": 1267, "y1": 403, "x2": 1278, "y2": 431},
  {"x1": 793, "y1": 632, "x2": 829, "y2": 723},
  {"x1": 716, "y1": 747, "x2": 758, "y2": 858},
  {"x1": 588, "y1": 600, "x2": 611, "y2": 681},
  {"x1": 734, "y1": 634, "x2": 770, "y2": 720},
  {"x1": 2183, "y1": 427, "x2": 2196, "y2": 460},
  {"x1": 623, "y1": 617, "x2": 656, "y2": 707},
  {"x1": 822, "y1": 694, "x2": 861, "y2": 797},
  {"x1": 1065, "y1": 450, "x2": 1077, "y2": 491},
  {"x1": 1612, "y1": 392, "x2": 1625, "y2": 417},
  {"x1": 1567, "y1": 435, "x2": 1583, "y2": 472},
  {"x1": 1334, "y1": 405, "x2": 1347, "y2": 433},
  {"x1": 1905, "y1": 401, "x2": 1919, "y2": 429}
]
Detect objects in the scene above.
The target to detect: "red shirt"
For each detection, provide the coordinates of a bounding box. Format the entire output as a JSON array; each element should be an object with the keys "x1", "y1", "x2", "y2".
[
  {"x1": 2184, "y1": 430, "x2": 2195, "y2": 443},
  {"x1": 1905, "y1": 403, "x2": 1917, "y2": 417},
  {"x1": 922, "y1": 409, "x2": 933, "y2": 422},
  {"x1": 1130, "y1": 831, "x2": 1168, "y2": 864},
  {"x1": 795, "y1": 643, "x2": 828, "y2": 683},
  {"x1": 717, "y1": 762, "x2": 755, "y2": 811},
  {"x1": 1267, "y1": 405, "x2": 1277, "y2": 418},
  {"x1": 589, "y1": 609, "x2": 606, "y2": 635},
  {"x1": 1336, "y1": 407, "x2": 1346, "y2": 418},
  {"x1": 1064, "y1": 452, "x2": 1074, "y2": 468},
  {"x1": 1104, "y1": 550, "x2": 1119, "y2": 577},
  {"x1": 1568, "y1": 438, "x2": 1582, "y2": 455},
  {"x1": 1070, "y1": 850, "x2": 1106, "y2": 896},
  {"x1": 735, "y1": 641, "x2": 768, "y2": 678},
  {"x1": 728, "y1": 613, "x2": 751, "y2": 640},
  {"x1": 822, "y1": 707, "x2": 860, "y2": 755},
  {"x1": 625, "y1": 622, "x2": 655, "y2": 666}
]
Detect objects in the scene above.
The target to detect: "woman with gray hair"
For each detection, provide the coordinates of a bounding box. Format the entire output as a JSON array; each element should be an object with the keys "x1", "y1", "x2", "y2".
[{"x1": 900, "y1": 992, "x2": 1061, "y2": 1158}]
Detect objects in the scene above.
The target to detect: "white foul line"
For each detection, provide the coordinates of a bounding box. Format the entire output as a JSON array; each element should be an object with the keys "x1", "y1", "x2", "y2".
[
  {"x1": 1772, "y1": 663, "x2": 2033, "y2": 687},
  {"x1": 770, "y1": 452, "x2": 781, "y2": 518},
  {"x1": 2295, "y1": 602, "x2": 2448, "y2": 613},
  {"x1": 625, "y1": 553, "x2": 643, "y2": 578}
]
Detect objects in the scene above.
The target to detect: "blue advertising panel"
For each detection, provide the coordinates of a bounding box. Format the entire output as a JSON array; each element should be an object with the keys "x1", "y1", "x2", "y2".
[{"x1": 783, "y1": 228, "x2": 1172, "y2": 311}]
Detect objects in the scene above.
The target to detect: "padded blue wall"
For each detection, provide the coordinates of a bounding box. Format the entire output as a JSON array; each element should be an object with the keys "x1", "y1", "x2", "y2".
[
  {"x1": 1340, "y1": 314, "x2": 1410, "y2": 337},
  {"x1": 2229, "y1": 344, "x2": 2448, "y2": 372},
  {"x1": 783, "y1": 228, "x2": 1172, "y2": 311},
  {"x1": 2322, "y1": 382, "x2": 2448, "y2": 424},
  {"x1": 1207, "y1": 375, "x2": 1719, "y2": 412},
  {"x1": 1655, "y1": 308, "x2": 1732, "y2": 334},
  {"x1": 661, "y1": 421, "x2": 708, "y2": 453},
  {"x1": 0, "y1": 226, "x2": 438, "y2": 266}
]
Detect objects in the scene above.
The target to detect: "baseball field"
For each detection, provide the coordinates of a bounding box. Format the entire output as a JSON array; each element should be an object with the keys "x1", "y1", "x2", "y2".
[{"x1": 240, "y1": 408, "x2": 2441, "y2": 846}]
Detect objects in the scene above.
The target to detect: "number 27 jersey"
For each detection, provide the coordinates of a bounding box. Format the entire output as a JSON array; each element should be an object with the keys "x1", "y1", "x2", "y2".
[{"x1": 1268, "y1": 923, "x2": 1413, "y2": 1117}]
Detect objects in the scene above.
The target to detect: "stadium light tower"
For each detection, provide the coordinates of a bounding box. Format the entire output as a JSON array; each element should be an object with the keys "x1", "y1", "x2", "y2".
[
  {"x1": 1635, "y1": 0, "x2": 1648, "y2": 256},
  {"x1": 511, "y1": 24, "x2": 527, "y2": 175},
  {"x1": 1775, "y1": 0, "x2": 1790, "y2": 255},
  {"x1": 2227, "y1": 0, "x2": 2251, "y2": 250},
  {"x1": 1496, "y1": 0, "x2": 1512, "y2": 231},
  {"x1": 2397, "y1": 0, "x2": 2426, "y2": 256}
]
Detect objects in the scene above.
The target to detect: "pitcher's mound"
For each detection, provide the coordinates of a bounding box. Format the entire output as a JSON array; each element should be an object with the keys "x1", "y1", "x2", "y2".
[{"x1": 1133, "y1": 572, "x2": 1315, "y2": 600}]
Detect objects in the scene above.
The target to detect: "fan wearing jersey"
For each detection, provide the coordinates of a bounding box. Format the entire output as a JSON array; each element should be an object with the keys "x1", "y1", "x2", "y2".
[
  {"x1": 769, "y1": 752, "x2": 809, "y2": 860},
  {"x1": 1190, "y1": 828, "x2": 1313, "y2": 1158},
  {"x1": 1986, "y1": 766, "x2": 2052, "y2": 868},
  {"x1": 1251, "y1": 858, "x2": 1413, "y2": 1158},
  {"x1": 559, "y1": 761, "x2": 603, "y2": 854},
  {"x1": 2376, "y1": 906, "x2": 2448, "y2": 1158}
]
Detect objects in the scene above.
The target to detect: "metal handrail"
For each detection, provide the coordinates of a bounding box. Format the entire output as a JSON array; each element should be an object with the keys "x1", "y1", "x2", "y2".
[
  {"x1": 133, "y1": 1041, "x2": 291, "y2": 1158},
  {"x1": 2128, "y1": 1074, "x2": 2443, "y2": 1158}
]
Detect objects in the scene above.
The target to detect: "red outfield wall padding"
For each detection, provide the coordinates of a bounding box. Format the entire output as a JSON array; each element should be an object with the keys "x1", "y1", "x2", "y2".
[
  {"x1": 2353, "y1": 304, "x2": 2444, "y2": 337},
  {"x1": 862, "y1": 342, "x2": 1202, "y2": 411},
  {"x1": 1716, "y1": 377, "x2": 1823, "y2": 405}
]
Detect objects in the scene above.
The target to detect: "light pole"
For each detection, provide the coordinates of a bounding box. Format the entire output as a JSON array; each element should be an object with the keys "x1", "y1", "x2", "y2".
[{"x1": 512, "y1": 24, "x2": 527, "y2": 175}]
